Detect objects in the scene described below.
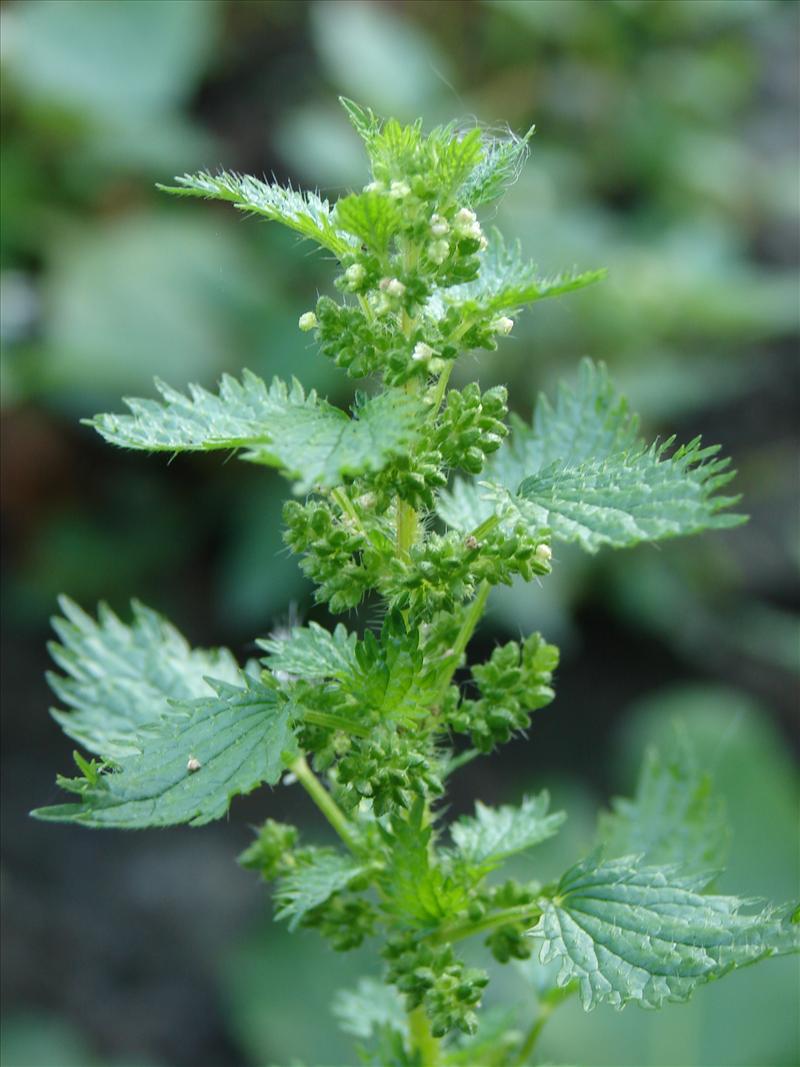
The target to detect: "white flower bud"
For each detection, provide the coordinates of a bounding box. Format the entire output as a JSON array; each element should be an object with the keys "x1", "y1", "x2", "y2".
[
  {"x1": 298, "y1": 311, "x2": 318, "y2": 332},
  {"x1": 493, "y1": 316, "x2": 514, "y2": 336},
  {"x1": 427, "y1": 239, "x2": 450, "y2": 265},
  {"x1": 478, "y1": 233, "x2": 488, "y2": 251},
  {"x1": 344, "y1": 263, "x2": 366, "y2": 287},
  {"x1": 389, "y1": 180, "x2": 411, "y2": 199},
  {"x1": 535, "y1": 543, "x2": 552, "y2": 563},
  {"x1": 454, "y1": 207, "x2": 483, "y2": 242},
  {"x1": 430, "y1": 213, "x2": 449, "y2": 237},
  {"x1": 412, "y1": 342, "x2": 433, "y2": 362},
  {"x1": 455, "y1": 207, "x2": 477, "y2": 226},
  {"x1": 386, "y1": 278, "x2": 406, "y2": 297}
]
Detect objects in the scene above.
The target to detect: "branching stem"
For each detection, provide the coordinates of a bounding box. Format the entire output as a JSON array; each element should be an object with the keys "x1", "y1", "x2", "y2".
[
  {"x1": 430, "y1": 901, "x2": 542, "y2": 946},
  {"x1": 289, "y1": 755, "x2": 359, "y2": 854}
]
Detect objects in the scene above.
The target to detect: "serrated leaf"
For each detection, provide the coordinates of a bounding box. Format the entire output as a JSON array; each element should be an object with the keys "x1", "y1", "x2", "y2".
[
  {"x1": 339, "y1": 97, "x2": 382, "y2": 148},
  {"x1": 380, "y1": 799, "x2": 469, "y2": 925},
  {"x1": 258, "y1": 622, "x2": 358, "y2": 681},
  {"x1": 532, "y1": 855, "x2": 800, "y2": 1011},
  {"x1": 367, "y1": 116, "x2": 425, "y2": 179},
  {"x1": 334, "y1": 191, "x2": 401, "y2": 252},
  {"x1": 597, "y1": 737, "x2": 728, "y2": 873},
  {"x1": 459, "y1": 128, "x2": 534, "y2": 207},
  {"x1": 275, "y1": 849, "x2": 365, "y2": 931},
  {"x1": 48, "y1": 597, "x2": 244, "y2": 759},
  {"x1": 351, "y1": 613, "x2": 435, "y2": 721},
  {"x1": 433, "y1": 126, "x2": 485, "y2": 192},
  {"x1": 332, "y1": 977, "x2": 407, "y2": 1041},
  {"x1": 514, "y1": 439, "x2": 742, "y2": 552},
  {"x1": 32, "y1": 680, "x2": 296, "y2": 828},
  {"x1": 451, "y1": 793, "x2": 565, "y2": 870},
  {"x1": 88, "y1": 373, "x2": 424, "y2": 494},
  {"x1": 438, "y1": 359, "x2": 746, "y2": 552},
  {"x1": 435, "y1": 230, "x2": 604, "y2": 318},
  {"x1": 157, "y1": 171, "x2": 355, "y2": 256}
]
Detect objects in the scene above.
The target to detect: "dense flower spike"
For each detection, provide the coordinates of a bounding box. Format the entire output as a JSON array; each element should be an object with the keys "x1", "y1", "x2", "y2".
[{"x1": 35, "y1": 99, "x2": 794, "y2": 1066}]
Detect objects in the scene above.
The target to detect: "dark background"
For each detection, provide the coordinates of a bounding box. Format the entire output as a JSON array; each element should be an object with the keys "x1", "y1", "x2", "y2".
[{"x1": 1, "y1": 2, "x2": 798, "y2": 1065}]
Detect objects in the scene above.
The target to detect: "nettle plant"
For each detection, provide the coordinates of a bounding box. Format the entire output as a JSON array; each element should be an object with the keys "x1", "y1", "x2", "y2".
[{"x1": 35, "y1": 101, "x2": 798, "y2": 1066}]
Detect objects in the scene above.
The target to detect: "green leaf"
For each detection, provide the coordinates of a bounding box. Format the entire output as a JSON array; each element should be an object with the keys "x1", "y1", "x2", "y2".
[
  {"x1": 275, "y1": 849, "x2": 365, "y2": 931},
  {"x1": 435, "y1": 230, "x2": 604, "y2": 318},
  {"x1": 47, "y1": 597, "x2": 244, "y2": 759},
  {"x1": 597, "y1": 737, "x2": 729, "y2": 873},
  {"x1": 513, "y1": 438, "x2": 742, "y2": 552},
  {"x1": 351, "y1": 613, "x2": 436, "y2": 721},
  {"x1": 339, "y1": 97, "x2": 382, "y2": 147},
  {"x1": 332, "y1": 977, "x2": 407, "y2": 1041},
  {"x1": 532, "y1": 855, "x2": 800, "y2": 1011},
  {"x1": 333, "y1": 191, "x2": 401, "y2": 253},
  {"x1": 432, "y1": 125, "x2": 485, "y2": 193},
  {"x1": 380, "y1": 800, "x2": 469, "y2": 925},
  {"x1": 157, "y1": 171, "x2": 355, "y2": 256},
  {"x1": 87, "y1": 373, "x2": 424, "y2": 495},
  {"x1": 258, "y1": 622, "x2": 358, "y2": 682},
  {"x1": 459, "y1": 128, "x2": 534, "y2": 207},
  {"x1": 438, "y1": 359, "x2": 746, "y2": 552},
  {"x1": 512, "y1": 356, "x2": 642, "y2": 469},
  {"x1": 32, "y1": 680, "x2": 296, "y2": 828},
  {"x1": 451, "y1": 793, "x2": 565, "y2": 870}
]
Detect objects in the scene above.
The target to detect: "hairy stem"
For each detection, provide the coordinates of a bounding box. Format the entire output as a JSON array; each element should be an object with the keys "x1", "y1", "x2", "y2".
[
  {"x1": 430, "y1": 901, "x2": 542, "y2": 946},
  {"x1": 408, "y1": 1004, "x2": 440, "y2": 1066},
  {"x1": 289, "y1": 756, "x2": 359, "y2": 854}
]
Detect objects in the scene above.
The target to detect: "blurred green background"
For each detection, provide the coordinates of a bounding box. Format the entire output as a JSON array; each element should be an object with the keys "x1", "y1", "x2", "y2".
[{"x1": 1, "y1": 2, "x2": 798, "y2": 1065}]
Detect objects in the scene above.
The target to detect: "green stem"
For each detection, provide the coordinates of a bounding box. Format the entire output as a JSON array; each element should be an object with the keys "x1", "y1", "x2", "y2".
[
  {"x1": 468, "y1": 512, "x2": 501, "y2": 541},
  {"x1": 511, "y1": 985, "x2": 577, "y2": 1067},
  {"x1": 289, "y1": 756, "x2": 359, "y2": 854},
  {"x1": 451, "y1": 580, "x2": 490, "y2": 663},
  {"x1": 408, "y1": 1005, "x2": 440, "y2": 1066},
  {"x1": 331, "y1": 486, "x2": 365, "y2": 533},
  {"x1": 434, "y1": 579, "x2": 491, "y2": 698},
  {"x1": 396, "y1": 376, "x2": 421, "y2": 561},
  {"x1": 430, "y1": 901, "x2": 542, "y2": 947},
  {"x1": 357, "y1": 293, "x2": 374, "y2": 324},
  {"x1": 430, "y1": 362, "x2": 453, "y2": 415},
  {"x1": 511, "y1": 1009, "x2": 551, "y2": 1067},
  {"x1": 396, "y1": 498, "x2": 418, "y2": 559},
  {"x1": 301, "y1": 709, "x2": 369, "y2": 738}
]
